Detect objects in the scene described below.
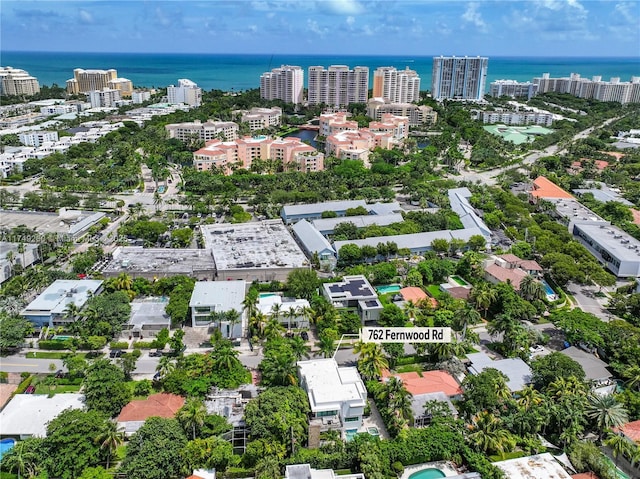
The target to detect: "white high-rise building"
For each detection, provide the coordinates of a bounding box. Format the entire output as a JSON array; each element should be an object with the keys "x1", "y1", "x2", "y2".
[
  {"x1": 533, "y1": 73, "x2": 640, "y2": 104},
  {"x1": 0, "y1": 67, "x2": 41, "y2": 96},
  {"x1": 167, "y1": 79, "x2": 202, "y2": 107},
  {"x1": 489, "y1": 80, "x2": 538, "y2": 100},
  {"x1": 307, "y1": 65, "x2": 369, "y2": 107},
  {"x1": 260, "y1": 65, "x2": 304, "y2": 105},
  {"x1": 87, "y1": 88, "x2": 121, "y2": 108},
  {"x1": 431, "y1": 56, "x2": 488, "y2": 101},
  {"x1": 372, "y1": 67, "x2": 421, "y2": 103}
]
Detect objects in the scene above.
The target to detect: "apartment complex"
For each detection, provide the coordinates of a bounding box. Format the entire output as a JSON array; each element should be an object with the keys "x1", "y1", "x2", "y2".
[
  {"x1": 307, "y1": 65, "x2": 369, "y2": 106},
  {"x1": 0, "y1": 67, "x2": 40, "y2": 96},
  {"x1": 372, "y1": 66, "x2": 421, "y2": 103},
  {"x1": 167, "y1": 79, "x2": 202, "y2": 107},
  {"x1": 107, "y1": 77, "x2": 134, "y2": 97},
  {"x1": 367, "y1": 98, "x2": 437, "y2": 126},
  {"x1": 166, "y1": 120, "x2": 239, "y2": 142},
  {"x1": 19, "y1": 131, "x2": 59, "y2": 147},
  {"x1": 431, "y1": 56, "x2": 488, "y2": 101},
  {"x1": 533, "y1": 73, "x2": 640, "y2": 104},
  {"x1": 66, "y1": 68, "x2": 118, "y2": 94},
  {"x1": 318, "y1": 112, "x2": 358, "y2": 137},
  {"x1": 87, "y1": 88, "x2": 121, "y2": 108},
  {"x1": 260, "y1": 65, "x2": 304, "y2": 105},
  {"x1": 472, "y1": 109, "x2": 553, "y2": 127},
  {"x1": 193, "y1": 136, "x2": 324, "y2": 174},
  {"x1": 132, "y1": 91, "x2": 151, "y2": 104},
  {"x1": 235, "y1": 107, "x2": 282, "y2": 131},
  {"x1": 489, "y1": 80, "x2": 538, "y2": 100}
]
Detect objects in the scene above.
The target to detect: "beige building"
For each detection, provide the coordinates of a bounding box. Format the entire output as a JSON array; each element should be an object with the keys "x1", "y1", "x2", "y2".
[
  {"x1": 107, "y1": 78, "x2": 134, "y2": 97},
  {"x1": 367, "y1": 98, "x2": 437, "y2": 126},
  {"x1": 235, "y1": 107, "x2": 282, "y2": 131},
  {"x1": 319, "y1": 112, "x2": 359, "y2": 137},
  {"x1": 166, "y1": 120, "x2": 239, "y2": 142},
  {"x1": 308, "y1": 65, "x2": 369, "y2": 106},
  {"x1": 0, "y1": 67, "x2": 40, "y2": 96},
  {"x1": 534, "y1": 73, "x2": 640, "y2": 104},
  {"x1": 372, "y1": 67, "x2": 421, "y2": 103},
  {"x1": 260, "y1": 65, "x2": 304, "y2": 105},
  {"x1": 67, "y1": 68, "x2": 118, "y2": 94},
  {"x1": 193, "y1": 136, "x2": 324, "y2": 174}
]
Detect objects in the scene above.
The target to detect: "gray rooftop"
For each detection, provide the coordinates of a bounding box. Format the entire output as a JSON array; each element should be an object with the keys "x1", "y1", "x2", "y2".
[
  {"x1": 466, "y1": 351, "x2": 532, "y2": 392},
  {"x1": 333, "y1": 227, "x2": 487, "y2": 253},
  {"x1": 292, "y1": 220, "x2": 335, "y2": 255},
  {"x1": 311, "y1": 213, "x2": 404, "y2": 234},
  {"x1": 21, "y1": 279, "x2": 103, "y2": 316},
  {"x1": 367, "y1": 202, "x2": 404, "y2": 215},
  {"x1": 205, "y1": 385, "x2": 259, "y2": 427},
  {"x1": 0, "y1": 209, "x2": 105, "y2": 237},
  {"x1": 201, "y1": 220, "x2": 308, "y2": 271},
  {"x1": 0, "y1": 394, "x2": 85, "y2": 437},
  {"x1": 103, "y1": 247, "x2": 216, "y2": 275},
  {"x1": 281, "y1": 200, "x2": 367, "y2": 218},
  {"x1": 559, "y1": 346, "x2": 612, "y2": 380},
  {"x1": 323, "y1": 275, "x2": 377, "y2": 300},
  {"x1": 574, "y1": 222, "x2": 640, "y2": 263},
  {"x1": 573, "y1": 188, "x2": 634, "y2": 206},
  {"x1": 448, "y1": 188, "x2": 491, "y2": 239},
  {"x1": 551, "y1": 198, "x2": 604, "y2": 224},
  {"x1": 189, "y1": 281, "x2": 247, "y2": 311},
  {"x1": 128, "y1": 301, "x2": 171, "y2": 329},
  {"x1": 410, "y1": 392, "x2": 458, "y2": 419},
  {"x1": 0, "y1": 241, "x2": 39, "y2": 258}
]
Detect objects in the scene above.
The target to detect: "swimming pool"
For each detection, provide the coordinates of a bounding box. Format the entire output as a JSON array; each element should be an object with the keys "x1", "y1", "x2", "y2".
[
  {"x1": 259, "y1": 292, "x2": 278, "y2": 298},
  {"x1": 408, "y1": 469, "x2": 445, "y2": 479},
  {"x1": 376, "y1": 285, "x2": 401, "y2": 294},
  {"x1": 450, "y1": 275, "x2": 469, "y2": 286},
  {"x1": 52, "y1": 335, "x2": 73, "y2": 341},
  {"x1": 367, "y1": 427, "x2": 380, "y2": 436},
  {"x1": 540, "y1": 279, "x2": 557, "y2": 300},
  {"x1": 345, "y1": 429, "x2": 359, "y2": 442},
  {"x1": 0, "y1": 438, "x2": 16, "y2": 461}
]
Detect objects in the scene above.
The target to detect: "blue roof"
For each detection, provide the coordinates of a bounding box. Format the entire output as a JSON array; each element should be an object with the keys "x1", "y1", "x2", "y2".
[{"x1": 292, "y1": 220, "x2": 335, "y2": 256}]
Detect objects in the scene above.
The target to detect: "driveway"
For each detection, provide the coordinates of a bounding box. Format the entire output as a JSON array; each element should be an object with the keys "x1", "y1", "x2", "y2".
[{"x1": 567, "y1": 283, "x2": 613, "y2": 321}]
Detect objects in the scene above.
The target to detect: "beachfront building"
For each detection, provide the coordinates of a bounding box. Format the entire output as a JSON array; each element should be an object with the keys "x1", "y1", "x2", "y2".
[
  {"x1": 0, "y1": 67, "x2": 40, "y2": 96},
  {"x1": 87, "y1": 88, "x2": 121, "y2": 108},
  {"x1": 489, "y1": 80, "x2": 538, "y2": 100},
  {"x1": 66, "y1": 68, "x2": 118, "y2": 94},
  {"x1": 167, "y1": 79, "x2": 202, "y2": 107},
  {"x1": 298, "y1": 358, "x2": 368, "y2": 432},
  {"x1": 372, "y1": 66, "x2": 421, "y2": 103},
  {"x1": 534, "y1": 73, "x2": 640, "y2": 104},
  {"x1": 472, "y1": 110, "x2": 553, "y2": 127},
  {"x1": 19, "y1": 131, "x2": 59, "y2": 147},
  {"x1": 307, "y1": 65, "x2": 369, "y2": 107},
  {"x1": 189, "y1": 281, "x2": 246, "y2": 336},
  {"x1": 260, "y1": 65, "x2": 304, "y2": 105},
  {"x1": 107, "y1": 77, "x2": 134, "y2": 97},
  {"x1": 431, "y1": 56, "x2": 488, "y2": 101},
  {"x1": 20, "y1": 279, "x2": 104, "y2": 329},
  {"x1": 166, "y1": 120, "x2": 239, "y2": 142},
  {"x1": 367, "y1": 98, "x2": 437, "y2": 126},
  {"x1": 235, "y1": 107, "x2": 282, "y2": 131},
  {"x1": 192, "y1": 136, "x2": 324, "y2": 174}
]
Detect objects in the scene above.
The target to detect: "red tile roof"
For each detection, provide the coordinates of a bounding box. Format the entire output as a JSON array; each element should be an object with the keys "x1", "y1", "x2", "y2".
[
  {"x1": 614, "y1": 419, "x2": 640, "y2": 442},
  {"x1": 117, "y1": 393, "x2": 185, "y2": 422},
  {"x1": 531, "y1": 176, "x2": 574, "y2": 199},
  {"x1": 382, "y1": 370, "x2": 462, "y2": 397},
  {"x1": 400, "y1": 287, "x2": 427, "y2": 302},
  {"x1": 631, "y1": 208, "x2": 640, "y2": 226},
  {"x1": 484, "y1": 263, "x2": 527, "y2": 290}
]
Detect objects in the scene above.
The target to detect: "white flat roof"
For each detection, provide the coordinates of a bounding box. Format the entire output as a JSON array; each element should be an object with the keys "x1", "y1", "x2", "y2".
[
  {"x1": 0, "y1": 394, "x2": 85, "y2": 437},
  {"x1": 21, "y1": 280, "x2": 103, "y2": 316},
  {"x1": 298, "y1": 359, "x2": 366, "y2": 412},
  {"x1": 494, "y1": 453, "x2": 572, "y2": 479},
  {"x1": 189, "y1": 281, "x2": 246, "y2": 311}
]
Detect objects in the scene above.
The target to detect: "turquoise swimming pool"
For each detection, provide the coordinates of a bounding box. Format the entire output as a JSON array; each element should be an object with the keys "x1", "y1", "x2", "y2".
[
  {"x1": 52, "y1": 335, "x2": 73, "y2": 341},
  {"x1": 259, "y1": 293, "x2": 278, "y2": 298},
  {"x1": 376, "y1": 284, "x2": 401, "y2": 294},
  {"x1": 0, "y1": 438, "x2": 16, "y2": 461},
  {"x1": 345, "y1": 429, "x2": 359, "y2": 442},
  {"x1": 540, "y1": 279, "x2": 557, "y2": 300},
  {"x1": 408, "y1": 469, "x2": 445, "y2": 479}
]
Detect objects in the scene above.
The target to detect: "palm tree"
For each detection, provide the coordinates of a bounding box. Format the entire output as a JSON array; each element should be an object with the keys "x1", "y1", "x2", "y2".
[
  {"x1": 471, "y1": 284, "x2": 497, "y2": 318},
  {"x1": 95, "y1": 421, "x2": 125, "y2": 469},
  {"x1": 261, "y1": 352, "x2": 298, "y2": 386},
  {"x1": 586, "y1": 394, "x2": 629, "y2": 440},
  {"x1": 285, "y1": 306, "x2": 299, "y2": 330},
  {"x1": 604, "y1": 431, "x2": 634, "y2": 467},
  {"x1": 225, "y1": 308, "x2": 241, "y2": 339},
  {"x1": 242, "y1": 294, "x2": 258, "y2": 320},
  {"x1": 355, "y1": 343, "x2": 389, "y2": 381},
  {"x1": 263, "y1": 317, "x2": 285, "y2": 340},
  {"x1": 547, "y1": 376, "x2": 587, "y2": 399},
  {"x1": 113, "y1": 273, "x2": 133, "y2": 292},
  {"x1": 249, "y1": 311, "x2": 267, "y2": 338},
  {"x1": 153, "y1": 191, "x2": 163, "y2": 213},
  {"x1": 622, "y1": 365, "x2": 640, "y2": 392},
  {"x1": 156, "y1": 356, "x2": 175, "y2": 377},
  {"x1": 289, "y1": 336, "x2": 310, "y2": 361},
  {"x1": 212, "y1": 343, "x2": 241, "y2": 370},
  {"x1": 5, "y1": 250, "x2": 15, "y2": 277},
  {"x1": 468, "y1": 411, "x2": 516, "y2": 458},
  {"x1": 454, "y1": 306, "x2": 481, "y2": 341},
  {"x1": 428, "y1": 339, "x2": 464, "y2": 362},
  {"x1": 177, "y1": 397, "x2": 208, "y2": 440},
  {"x1": 270, "y1": 303, "x2": 283, "y2": 322},
  {"x1": 63, "y1": 303, "x2": 79, "y2": 323},
  {"x1": 315, "y1": 335, "x2": 335, "y2": 358},
  {"x1": 517, "y1": 386, "x2": 544, "y2": 409},
  {"x1": 519, "y1": 276, "x2": 546, "y2": 302}
]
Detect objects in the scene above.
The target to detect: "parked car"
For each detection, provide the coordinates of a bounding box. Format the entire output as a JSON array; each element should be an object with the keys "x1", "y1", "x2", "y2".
[
  {"x1": 55, "y1": 370, "x2": 65, "y2": 378},
  {"x1": 149, "y1": 350, "x2": 164, "y2": 357},
  {"x1": 109, "y1": 349, "x2": 122, "y2": 358},
  {"x1": 300, "y1": 331, "x2": 309, "y2": 341}
]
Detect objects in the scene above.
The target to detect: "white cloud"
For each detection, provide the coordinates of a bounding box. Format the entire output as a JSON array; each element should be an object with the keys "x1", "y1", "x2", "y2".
[
  {"x1": 461, "y1": 2, "x2": 487, "y2": 33},
  {"x1": 322, "y1": 0, "x2": 363, "y2": 15},
  {"x1": 78, "y1": 9, "x2": 94, "y2": 24},
  {"x1": 307, "y1": 18, "x2": 328, "y2": 36},
  {"x1": 346, "y1": 15, "x2": 355, "y2": 25}
]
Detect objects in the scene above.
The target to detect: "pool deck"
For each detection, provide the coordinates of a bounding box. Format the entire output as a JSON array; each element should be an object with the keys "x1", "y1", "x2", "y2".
[{"x1": 401, "y1": 462, "x2": 460, "y2": 479}]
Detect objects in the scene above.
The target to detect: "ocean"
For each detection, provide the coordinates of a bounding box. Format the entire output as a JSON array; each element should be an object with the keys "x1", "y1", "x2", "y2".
[{"x1": 2, "y1": 51, "x2": 639, "y2": 92}]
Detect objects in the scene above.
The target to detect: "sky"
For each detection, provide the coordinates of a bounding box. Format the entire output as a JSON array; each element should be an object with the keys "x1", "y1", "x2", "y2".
[{"x1": 2, "y1": 0, "x2": 640, "y2": 57}]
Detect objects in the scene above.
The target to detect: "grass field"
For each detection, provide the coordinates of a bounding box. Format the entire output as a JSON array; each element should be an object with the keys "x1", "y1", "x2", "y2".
[
  {"x1": 426, "y1": 284, "x2": 443, "y2": 299},
  {"x1": 34, "y1": 384, "x2": 82, "y2": 394}
]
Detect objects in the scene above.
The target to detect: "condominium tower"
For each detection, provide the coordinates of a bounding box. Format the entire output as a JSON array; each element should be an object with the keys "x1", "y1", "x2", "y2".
[
  {"x1": 307, "y1": 65, "x2": 369, "y2": 107},
  {"x1": 0, "y1": 67, "x2": 40, "y2": 96},
  {"x1": 489, "y1": 80, "x2": 538, "y2": 100},
  {"x1": 431, "y1": 56, "x2": 488, "y2": 101},
  {"x1": 260, "y1": 65, "x2": 304, "y2": 105},
  {"x1": 533, "y1": 73, "x2": 640, "y2": 104},
  {"x1": 167, "y1": 79, "x2": 202, "y2": 107},
  {"x1": 372, "y1": 67, "x2": 421, "y2": 103}
]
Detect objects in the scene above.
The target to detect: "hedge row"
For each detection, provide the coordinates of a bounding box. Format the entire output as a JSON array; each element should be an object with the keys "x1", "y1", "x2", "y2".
[{"x1": 14, "y1": 375, "x2": 33, "y2": 395}]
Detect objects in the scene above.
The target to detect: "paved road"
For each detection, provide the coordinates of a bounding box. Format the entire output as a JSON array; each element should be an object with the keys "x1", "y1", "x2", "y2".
[
  {"x1": 566, "y1": 282, "x2": 613, "y2": 321},
  {"x1": 0, "y1": 357, "x2": 65, "y2": 373}
]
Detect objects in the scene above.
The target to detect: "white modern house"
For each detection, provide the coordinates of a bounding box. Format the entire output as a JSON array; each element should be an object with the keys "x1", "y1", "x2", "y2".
[
  {"x1": 297, "y1": 358, "x2": 367, "y2": 432},
  {"x1": 189, "y1": 281, "x2": 246, "y2": 338},
  {"x1": 257, "y1": 294, "x2": 311, "y2": 329}
]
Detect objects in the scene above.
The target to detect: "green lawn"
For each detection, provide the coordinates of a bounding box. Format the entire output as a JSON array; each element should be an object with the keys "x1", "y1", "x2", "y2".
[
  {"x1": 395, "y1": 363, "x2": 423, "y2": 374},
  {"x1": 27, "y1": 352, "x2": 92, "y2": 359},
  {"x1": 34, "y1": 384, "x2": 82, "y2": 394},
  {"x1": 425, "y1": 284, "x2": 443, "y2": 299}
]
